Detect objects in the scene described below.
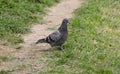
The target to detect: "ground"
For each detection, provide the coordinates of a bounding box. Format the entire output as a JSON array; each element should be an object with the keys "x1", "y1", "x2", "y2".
[{"x1": 0, "y1": 0, "x2": 83, "y2": 74}]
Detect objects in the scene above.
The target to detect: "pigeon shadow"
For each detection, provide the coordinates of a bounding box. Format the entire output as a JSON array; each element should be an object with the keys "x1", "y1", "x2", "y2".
[
  {"x1": 38, "y1": 49, "x2": 55, "y2": 52},
  {"x1": 36, "y1": 47, "x2": 56, "y2": 52},
  {"x1": 35, "y1": 47, "x2": 62, "y2": 52}
]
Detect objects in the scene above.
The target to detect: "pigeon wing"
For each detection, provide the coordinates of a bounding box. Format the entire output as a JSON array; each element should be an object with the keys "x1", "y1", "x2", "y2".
[{"x1": 49, "y1": 30, "x2": 62, "y2": 42}]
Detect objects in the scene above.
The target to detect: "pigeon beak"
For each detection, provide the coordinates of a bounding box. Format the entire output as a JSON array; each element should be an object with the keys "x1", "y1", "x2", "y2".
[{"x1": 68, "y1": 22, "x2": 70, "y2": 24}]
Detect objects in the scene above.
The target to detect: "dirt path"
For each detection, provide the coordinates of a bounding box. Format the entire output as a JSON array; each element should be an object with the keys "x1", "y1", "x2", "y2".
[
  {"x1": 0, "y1": 0, "x2": 83, "y2": 73},
  {"x1": 14, "y1": 0, "x2": 83, "y2": 58},
  {"x1": 24, "y1": 0, "x2": 82, "y2": 48}
]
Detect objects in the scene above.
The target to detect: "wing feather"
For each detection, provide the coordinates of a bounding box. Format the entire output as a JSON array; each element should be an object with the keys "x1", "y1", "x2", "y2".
[{"x1": 49, "y1": 30, "x2": 62, "y2": 42}]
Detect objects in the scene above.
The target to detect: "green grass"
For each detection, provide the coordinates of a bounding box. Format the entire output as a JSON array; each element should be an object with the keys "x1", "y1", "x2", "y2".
[
  {"x1": 0, "y1": 70, "x2": 13, "y2": 74},
  {"x1": 0, "y1": 0, "x2": 59, "y2": 44},
  {"x1": 39, "y1": 0, "x2": 120, "y2": 74},
  {"x1": 0, "y1": 71, "x2": 10, "y2": 74},
  {"x1": 0, "y1": 56, "x2": 12, "y2": 62}
]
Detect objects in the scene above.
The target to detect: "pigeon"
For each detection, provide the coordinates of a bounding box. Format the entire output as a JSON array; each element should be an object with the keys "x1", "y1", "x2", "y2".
[{"x1": 35, "y1": 18, "x2": 69, "y2": 51}]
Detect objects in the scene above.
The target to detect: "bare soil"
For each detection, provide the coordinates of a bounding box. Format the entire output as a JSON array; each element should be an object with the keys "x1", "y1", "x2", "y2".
[{"x1": 0, "y1": 0, "x2": 83, "y2": 74}]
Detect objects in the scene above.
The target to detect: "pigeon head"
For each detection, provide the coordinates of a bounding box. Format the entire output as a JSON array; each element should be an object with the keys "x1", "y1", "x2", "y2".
[
  {"x1": 58, "y1": 18, "x2": 69, "y2": 31},
  {"x1": 62, "y1": 18, "x2": 69, "y2": 24}
]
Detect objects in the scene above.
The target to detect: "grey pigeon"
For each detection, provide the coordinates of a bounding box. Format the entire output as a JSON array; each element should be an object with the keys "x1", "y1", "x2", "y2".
[{"x1": 36, "y1": 18, "x2": 69, "y2": 51}]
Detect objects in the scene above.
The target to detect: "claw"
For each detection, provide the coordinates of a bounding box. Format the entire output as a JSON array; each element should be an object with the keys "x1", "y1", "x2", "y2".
[{"x1": 60, "y1": 45, "x2": 64, "y2": 51}]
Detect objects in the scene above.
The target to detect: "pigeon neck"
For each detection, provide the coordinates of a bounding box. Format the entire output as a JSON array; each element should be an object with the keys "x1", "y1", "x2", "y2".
[{"x1": 59, "y1": 22, "x2": 67, "y2": 32}]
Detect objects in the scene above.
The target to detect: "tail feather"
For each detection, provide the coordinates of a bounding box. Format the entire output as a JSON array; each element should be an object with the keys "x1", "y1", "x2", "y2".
[{"x1": 36, "y1": 38, "x2": 46, "y2": 44}]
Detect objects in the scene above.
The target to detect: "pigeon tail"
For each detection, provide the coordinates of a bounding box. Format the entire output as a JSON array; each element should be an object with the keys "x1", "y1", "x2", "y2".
[{"x1": 36, "y1": 38, "x2": 46, "y2": 44}]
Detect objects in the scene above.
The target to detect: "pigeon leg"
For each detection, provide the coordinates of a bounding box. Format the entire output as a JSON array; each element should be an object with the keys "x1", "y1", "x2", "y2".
[{"x1": 60, "y1": 45, "x2": 64, "y2": 51}]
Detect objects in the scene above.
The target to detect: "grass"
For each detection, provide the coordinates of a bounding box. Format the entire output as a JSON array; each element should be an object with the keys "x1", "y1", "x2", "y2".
[
  {"x1": 0, "y1": 56, "x2": 10, "y2": 62},
  {"x1": 0, "y1": 71, "x2": 10, "y2": 74},
  {"x1": 0, "y1": 0, "x2": 120, "y2": 74},
  {"x1": 0, "y1": 70, "x2": 13, "y2": 74},
  {"x1": 0, "y1": 56, "x2": 14, "y2": 62},
  {"x1": 38, "y1": 0, "x2": 120, "y2": 74},
  {"x1": 0, "y1": 0, "x2": 59, "y2": 44}
]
